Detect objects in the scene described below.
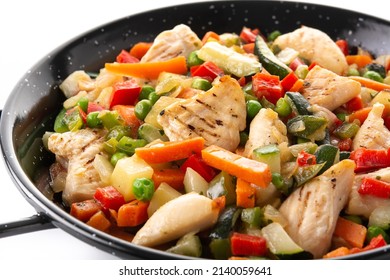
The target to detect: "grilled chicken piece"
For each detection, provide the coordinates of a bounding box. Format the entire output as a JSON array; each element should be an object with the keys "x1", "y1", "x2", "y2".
[
  {"x1": 273, "y1": 26, "x2": 348, "y2": 75},
  {"x1": 132, "y1": 192, "x2": 219, "y2": 247},
  {"x1": 141, "y1": 24, "x2": 202, "y2": 62},
  {"x1": 346, "y1": 167, "x2": 390, "y2": 218},
  {"x1": 47, "y1": 128, "x2": 106, "y2": 205},
  {"x1": 158, "y1": 76, "x2": 246, "y2": 151},
  {"x1": 243, "y1": 108, "x2": 288, "y2": 158},
  {"x1": 302, "y1": 65, "x2": 360, "y2": 111},
  {"x1": 279, "y1": 160, "x2": 355, "y2": 258},
  {"x1": 352, "y1": 103, "x2": 390, "y2": 150}
]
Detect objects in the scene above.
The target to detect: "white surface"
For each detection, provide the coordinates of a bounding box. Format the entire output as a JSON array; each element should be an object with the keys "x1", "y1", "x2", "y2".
[{"x1": 0, "y1": 0, "x2": 388, "y2": 260}]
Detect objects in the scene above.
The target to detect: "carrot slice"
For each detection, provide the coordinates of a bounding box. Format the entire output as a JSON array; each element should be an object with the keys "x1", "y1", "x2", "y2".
[
  {"x1": 201, "y1": 145, "x2": 271, "y2": 187},
  {"x1": 70, "y1": 199, "x2": 102, "y2": 222},
  {"x1": 117, "y1": 200, "x2": 149, "y2": 227},
  {"x1": 152, "y1": 168, "x2": 185, "y2": 190},
  {"x1": 323, "y1": 247, "x2": 350, "y2": 259},
  {"x1": 349, "y1": 76, "x2": 390, "y2": 91},
  {"x1": 86, "y1": 210, "x2": 111, "y2": 232},
  {"x1": 135, "y1": 137, "x2": 205, "y2": 164},
  {"x1": 347, "y1": 106, "x2": 373, "y2": 125},
  {"x1": 333, "y1": 217, "x2": 367, "y2": 248},
  {"x1": 346, "y1": 54, "x2": 373, "y2": 68},
  {"x1": 236, "y1": 178, "x2": 256, "y2": 208},
  {"x1": 289, "y1": 78, "x2": 304, "y2": 92},
  {"x1": 202, "y1": 31, "x2": 220, "y2": 45},
  {"x1": 129, "y1": 42, "x2": 152, "y2": 60},
  {"x1": 105, "y1": 56, "x2": 188, "y2": 80}
]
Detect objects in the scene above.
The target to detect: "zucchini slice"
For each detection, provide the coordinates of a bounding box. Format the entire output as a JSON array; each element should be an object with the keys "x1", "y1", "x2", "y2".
[{"x1": 254, "y1": 35, "x2": 291, "y2": 79}]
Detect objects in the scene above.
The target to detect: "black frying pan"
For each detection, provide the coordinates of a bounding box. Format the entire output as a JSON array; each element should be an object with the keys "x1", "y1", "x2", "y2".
[{"x1": 1, "y1": 0, "x2": 390, "y2": 259}]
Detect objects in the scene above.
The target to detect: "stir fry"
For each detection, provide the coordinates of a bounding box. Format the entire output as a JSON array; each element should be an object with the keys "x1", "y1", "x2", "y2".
[{"x1": 44, "y1": 24, "x2": 390, "y2": 259}]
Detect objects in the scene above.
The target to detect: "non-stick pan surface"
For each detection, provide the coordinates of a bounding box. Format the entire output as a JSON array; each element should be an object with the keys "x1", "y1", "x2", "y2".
[{"x1": 1, "y1": 0, "x2": 390, "y2": 259}]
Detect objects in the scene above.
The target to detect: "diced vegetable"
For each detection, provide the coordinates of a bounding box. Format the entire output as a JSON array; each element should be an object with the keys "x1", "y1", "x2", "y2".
[
  {"x1": 135, "y1": 137, "x2": 205, "y2": 164},
  {"x1": 251, "y1": 72, "x2": 283, "y2": 104},
  {"x1": 333, "y1": 216, "x2": 367, "y2": 248},
  {"x1": 368, "y1": 205, "x2": 390, "y2": 230},
  {"x1": 285, "y1": 91, "x2": 312, "y2": 115},
  {"x1": 197, "y1": 41, "x2": 261, "y2": 77},
  {"x1": 236, "y1": 178, "x2": 256, "y2": 208},
  {"x1": 358, "y1": 177, "x2": 390, "y2": 199},
  {"x1": 147, "y1": 182, "x2": 181, "y2": 217},
  {"x1": 366, "y1": 226, "x2": 390, "y2": 244},
  {"x1": 207, "y1": 171, "x2": 236, "y2": 205},
  {"x1": 190, "y1": 61, "x2": 224, "y2": 81},
  {"x1": 183, "y1": 167, "x2": 209, "y2": 195},
  {"x1": 314, "y1": 144, "x2": 340, "y2": 175},
  {"x1": 180, "y1": 153, "x2": 216, "y2": 182},
  {"x1": 117, "y1": 199, "x2": 149, "y2": 227},
  {"x1": 261, "y1": 222, "x2": 310, "y2": 259},
  {"x1": 252, "y1": 144, "x2": 281, "y2": 173},
  {"x1": 349, "y1": 148, "x2": 390, "y2": 173},
  {"x1": 105, "y1": 56, "x2": 188, "y2": 80},
  {"x1": 167, "y1": 233, "x2": 202, "y2": 257},
  {"x1": 201, "y1": 145, "x2": 272, "y2": 187},
  {"x1": 152, "y1": 168, "x2": 185, "y2": 191},
  {"x1": 94, "y1": 186, "x2": 126, "y2": 211},
  {"x1": 349, "y1": 75, "x2": 390, "y2": 91},
  {"x1": 111, "y1": 155, "x2": 154, "y2": 201},
  {"x1": 86, "y1": 211, "x2": 111, "y2": 232},
  {"x1": 110, "y1": 79, "x2": 141, "y2": 108},
  {"x1": 254, "y1": 35, "x2": 291, "y2": 79},
  {"x1": 116, "y1": 49, "x2": 139, "y2": 63},
  {"x1": 230, "y1": 232, "x2": 268, "y2": 257},
  {"x1": 70, "y1": 199, "x2": 103, "y2": 222},
  {"x1": 287, "y1": 115, "x2": 328, "y2": 141},
  {"x1": 241, "y1": 207, "x2": 263, "y2": 228},
  {"x1": 129, "y1": 42, "x2": 153, "y2": 60}
]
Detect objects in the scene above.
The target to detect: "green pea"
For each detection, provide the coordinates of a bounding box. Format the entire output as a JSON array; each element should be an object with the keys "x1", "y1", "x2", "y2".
[
  {"x1": 148, "y1": 91, "x2": 160, "y2": 105},
  {"x1": 363, "y1": 70, "x2": 384, "y2": 83},
  {"x1": 132, "y1": 177, "x2": 155, "y2": 201},
  {"x1": 139, "y1": 85, "x2": 155, "y2": 100},
  {"x1": 246, "y1": 100, "x2": 262, "y2": 119},
  {"x1": 191, "y1": 78, "x2": 212, "y2": 91},
  {"x1": 110, "y1": 152, "x2": 127, "y2": 166},
  {"x1": 275, "y1": 97, "x2": 292, "y2": 117},
  {"x1": 86, "y1": 111, "x2": 102, "y2": 128},
  {"x1": 135, "y1": 99, "x2": 153, "y2": 121}
]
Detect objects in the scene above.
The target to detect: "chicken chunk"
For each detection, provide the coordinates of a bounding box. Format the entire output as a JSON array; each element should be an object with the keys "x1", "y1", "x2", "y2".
[
  {"x1": 302, "y1": 65, "x2": 360, "y2": 111},
  {"x1": 346, "y1": 167, "x2": 390, "y2": 218},
  {"x1": 132, "y1": 192, "x2": 219, "y2": 247},
  {"x1": 141, "y1": 24, "x2": 202, "y2": 62},
  {"x1": 47, "y1": 128, "x2": 106, "y2": 205},
  {"x1": 352, "y1": 103, "x2": 390, "y2": 150},
  {"x1": 279, "y1": 160, "x2": 355, "y2": 258},
  {"x1": 243, "y1": 108, "x2": 288, "y2": 158},
  {"x1": 158, "y1": 76, "x2": 246, "y2": 152},
  {"x1": 273, "y1": 26, "x2": 348, "y2": 75}
]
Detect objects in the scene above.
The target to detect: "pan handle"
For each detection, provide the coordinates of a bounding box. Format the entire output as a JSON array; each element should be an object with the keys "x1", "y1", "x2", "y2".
[{"x1": 0, "y1": 213, "x2": 55, "y2": 238}]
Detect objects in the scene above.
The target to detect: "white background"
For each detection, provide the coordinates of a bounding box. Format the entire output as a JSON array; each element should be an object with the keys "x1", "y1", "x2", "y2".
[{"x1": 0, "y1": 0, "x2": 388, "y2": 260}]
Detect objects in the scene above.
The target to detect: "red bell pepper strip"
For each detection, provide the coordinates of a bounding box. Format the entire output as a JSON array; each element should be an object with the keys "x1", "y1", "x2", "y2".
[
  {"x1": 94, "y1": 185, "x2": 126, "y2": 211},
  {"x1": 116, "y1": 50, "x2": 140, "y2": 63},
  {"x1": 349, "y1": 148, "x2": 390, "y2": 173},
  {"x1": 345, "y1": 96, "x2": 364, "y2": 112},
  {"x1": 190, "y1": 61, "x2": 224, "y2": 82},
  {"x1": 87, "y1": 102, "x2": 105, "y2": 114},
  {"x1": 358, "y1": 177, "x2": 390, "y2": 199},
  {"x1": 230, "y1": 232, "x2": 268, "y2": 257},
  {"x1": 180, "y1": 153, "x2": 217, "y2": 182},
  {"x1": 349, "y1": 234, "x2": 387, "y2": 255},
  {"x1": 335, "y1": 39, "x2": 349, "y2": 56},
  {"x1": 289, "y1": 57, "x2": 306, "y2": 71},
  {"x1": 252, "y1": 72, "x2": 283, "y2": 104},
  {"x1": 296, "y1": 151, "x2": 317, "y2": 167},
  {"x1": 281, "y1": 71, "x2": 299, "y2": 92},
  {"x1": 110, "y1": 79, "x2": 141, "y2": 108},
  {"x1": 239, "y1": 27, "x2": 260, "y2": 44}
]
